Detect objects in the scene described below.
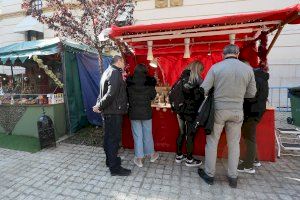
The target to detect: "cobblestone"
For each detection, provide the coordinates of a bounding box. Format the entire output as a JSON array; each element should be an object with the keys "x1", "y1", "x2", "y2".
[{"x1": 0, "y1": 113, "x2": 300, "y2": 199}]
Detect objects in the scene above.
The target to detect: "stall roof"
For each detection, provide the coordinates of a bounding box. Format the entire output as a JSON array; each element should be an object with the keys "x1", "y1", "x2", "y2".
[
  {"x1": 0, "y1": 38, "x2": 97, "y2": 65},
  {"x1": 109, "y1": 4, "x2": 300, "y2": 57},
  {"x1": 110, "y1": 4, "x2": 300, "y2": 38}
]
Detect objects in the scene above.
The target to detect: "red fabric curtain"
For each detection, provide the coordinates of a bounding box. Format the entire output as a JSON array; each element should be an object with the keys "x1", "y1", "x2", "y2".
[
  {"x1": 125, "y1": 45, "x2": 257, "y2": 86},
  {"x1": 126, "y1": 52, "x2": 223, "y2": 86}
]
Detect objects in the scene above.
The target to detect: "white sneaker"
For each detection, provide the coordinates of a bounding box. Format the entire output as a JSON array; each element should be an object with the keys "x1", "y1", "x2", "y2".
[
  {"x1": 133, "y1": 157, "x2": 143, "y2": 168},
  {"x1": 253, "y1": 160, "x2": 262, "y2": 167},
  {"x1": 175, "y1": 154, "x2": 187, "y2": 163},
  {"x1": 238, "y1": 167, "x2": 256, "y2": 174},
  {"x1": 150, "y1": 152, "x2": 159, "y2": 163},
  {"x1": 238, "y1": 163, "x2": 256, "y2": 174},
  {"x1": 185, "y1": 158, "x2": 202, "y2": 167}
]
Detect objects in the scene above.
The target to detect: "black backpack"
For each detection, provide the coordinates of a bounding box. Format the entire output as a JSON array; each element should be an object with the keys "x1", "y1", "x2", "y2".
[{"x1": 168, "y1": 78, "x2": 186, "y2": 114}]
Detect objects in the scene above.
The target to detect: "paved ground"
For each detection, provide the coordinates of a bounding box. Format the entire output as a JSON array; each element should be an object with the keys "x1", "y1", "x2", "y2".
[
  {"x1": 1, "y1": 143, "x2": 300, "y2": 200},
  {"x1": 0, "y1": 112, "x2": 300, "y2": 200},
  {"x1": 275, "y1": 112, "x2": 298, "y2": 130}
]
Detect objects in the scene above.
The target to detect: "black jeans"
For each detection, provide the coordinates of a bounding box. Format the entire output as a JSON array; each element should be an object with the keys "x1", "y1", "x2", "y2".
[
  {"x1": 103, "y1": 114, "x2": 123, "y2": 171},
  {"x1": 176, "y1": 115, "x2": 196, "y2": 160},
  {"x1": 241, "y1": 117, "x2": 259, "y2": 168}
]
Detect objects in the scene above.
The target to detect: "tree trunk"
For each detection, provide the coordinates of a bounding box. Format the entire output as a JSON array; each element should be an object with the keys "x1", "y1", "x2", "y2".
[{"x1": 97, "y1": 50, "x2": 104, "y2": 74}]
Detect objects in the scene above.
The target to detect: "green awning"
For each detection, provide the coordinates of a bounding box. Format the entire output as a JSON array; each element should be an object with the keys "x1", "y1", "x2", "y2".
[{"x1": 0, "y1": 37, "x2": 97, "y2": 65}]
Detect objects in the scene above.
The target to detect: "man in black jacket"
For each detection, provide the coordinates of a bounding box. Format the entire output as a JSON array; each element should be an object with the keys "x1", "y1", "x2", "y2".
[
  {"x1": 93, "y1": 55, "x2": 131, "y2": 176},
  {"x1": 238, "y1": 67, "x2": 269, "y2": 174}
]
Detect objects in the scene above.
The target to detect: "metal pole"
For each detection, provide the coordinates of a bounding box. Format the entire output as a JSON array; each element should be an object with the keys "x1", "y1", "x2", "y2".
[
  {"x1": 10, "y1": 66, "x2": 14, "y2": 88},
  {"x1": 61, "y1": 52, "x2": 72, "y2": 135}
]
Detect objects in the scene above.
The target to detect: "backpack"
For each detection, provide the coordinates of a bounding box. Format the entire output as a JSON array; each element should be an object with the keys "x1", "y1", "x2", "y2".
[{"x1": 168, "y1": 78, "x2": 186, "y2": 114}]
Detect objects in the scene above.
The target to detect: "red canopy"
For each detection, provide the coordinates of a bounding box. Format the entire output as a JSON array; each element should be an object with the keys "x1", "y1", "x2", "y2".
[
  {"x1": 111, "y1": 4, "x2": 300, "y2": 37},
  {"x1": 111, "y1": 4, "x2": 300, "y2": 85}
]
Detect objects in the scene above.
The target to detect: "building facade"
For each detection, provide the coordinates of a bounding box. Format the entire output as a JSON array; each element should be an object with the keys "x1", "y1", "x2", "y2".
[{"x1": 1, "y1": 0, "x2": 300, "y2": 106}]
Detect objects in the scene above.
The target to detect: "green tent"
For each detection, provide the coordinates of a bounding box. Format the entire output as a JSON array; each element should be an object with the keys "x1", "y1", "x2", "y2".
[{"x1": 0, "y1": 38, "x2": 98, "y2": 134}]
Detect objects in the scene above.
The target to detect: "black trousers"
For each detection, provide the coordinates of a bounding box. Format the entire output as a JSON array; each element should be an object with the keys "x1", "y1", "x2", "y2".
[
  {"x1": 102, "y1": 114, "x2": 122, "y2": 171},
  {"x1": 176, "y1": 115, "x2": 196, "y2": 160},
  {"x1": 241, "y1": 117, "x2": 259, "y2": 168}
]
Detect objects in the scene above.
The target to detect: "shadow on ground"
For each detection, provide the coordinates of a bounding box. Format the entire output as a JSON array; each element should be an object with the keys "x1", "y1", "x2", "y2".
[{"x1": 62, "y1": 125, "x2": 104, "y2": 147}]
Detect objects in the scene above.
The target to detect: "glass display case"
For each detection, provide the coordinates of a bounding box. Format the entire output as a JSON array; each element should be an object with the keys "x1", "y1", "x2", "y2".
[{"x1": 0, "y1": 93, "x2": 64, "y2": 106}]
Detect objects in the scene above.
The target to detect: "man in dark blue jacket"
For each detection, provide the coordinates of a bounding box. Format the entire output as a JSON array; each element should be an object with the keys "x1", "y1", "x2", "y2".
[{"x1": 93, "y1": 55, "x2": 131, "y2": 176}]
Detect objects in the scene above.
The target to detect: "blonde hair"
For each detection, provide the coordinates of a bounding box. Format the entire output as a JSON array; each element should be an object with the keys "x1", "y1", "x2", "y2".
[{"x1": 186, "y1": 61, "x2": 204, "y2": 84}]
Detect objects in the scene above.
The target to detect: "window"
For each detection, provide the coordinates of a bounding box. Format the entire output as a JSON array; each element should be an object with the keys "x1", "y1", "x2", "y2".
[
  {"x1": 116, "y1": 3, "x2": 135, "y2": 27},
  {"x1": 155, "y1": 0, "x2": 183, "y2": 8},
  {"x1": 26, "y1": 31, "x2": 44, "y2": 41},
  {"x1": 170, "y1": 0, "x2": 183, "y2": 7},
  {"x1": 32, "y1": 0, "x2": 43, "y2": 11},
  {"x1": 27, "y1": 0, "x2": 43, "y2": 15}
]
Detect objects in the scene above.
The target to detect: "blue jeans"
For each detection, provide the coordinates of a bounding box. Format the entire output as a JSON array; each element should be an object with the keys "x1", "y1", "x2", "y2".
[{"x1": 130, "y1": 119, "x2": 155, "y2": 158}]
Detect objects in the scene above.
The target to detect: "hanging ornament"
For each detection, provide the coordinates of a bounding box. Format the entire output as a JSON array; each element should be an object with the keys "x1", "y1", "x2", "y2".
[
  {"x1": 32, "y1": 55, "x2": 64, "y2": 88},
  {"x1": 258, "y1": 31, "x2": 268, "y2": 72},
  {"x1": 183, "y1": 38, "x2": 191, "y2": 58}
]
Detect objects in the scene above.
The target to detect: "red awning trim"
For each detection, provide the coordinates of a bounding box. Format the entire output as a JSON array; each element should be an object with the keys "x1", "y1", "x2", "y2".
[{"x1": 110, "y1": 4, "x2": 300, "y2": 38}]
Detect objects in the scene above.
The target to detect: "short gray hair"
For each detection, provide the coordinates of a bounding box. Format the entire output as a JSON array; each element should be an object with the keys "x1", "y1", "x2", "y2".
[
  {"x1": 112, "y1": 55, "x2": 123, "y2": 64},
  {"x1": 223, "y1": 44, "x2": 240, "y2": 55}
]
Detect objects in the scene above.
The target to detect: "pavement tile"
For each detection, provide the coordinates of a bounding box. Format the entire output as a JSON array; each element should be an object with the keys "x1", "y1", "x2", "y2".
[{"x1": 0, "y1": 112, "x2": 299, "y2": 200}]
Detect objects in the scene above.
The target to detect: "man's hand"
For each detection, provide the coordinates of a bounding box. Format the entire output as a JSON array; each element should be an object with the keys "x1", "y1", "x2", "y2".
[{"x1": 93, "y1": 106, "x2": 101, "y2": 113}]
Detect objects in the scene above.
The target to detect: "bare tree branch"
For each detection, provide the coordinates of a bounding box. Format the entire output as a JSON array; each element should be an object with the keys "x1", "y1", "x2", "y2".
[{"x1": 22, "y1": 0, "x2": 135, "y2": 73}]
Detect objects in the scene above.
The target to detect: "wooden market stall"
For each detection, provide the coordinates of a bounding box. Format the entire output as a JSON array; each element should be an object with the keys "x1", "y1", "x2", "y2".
[
  {"x1": 0, "y1": 38, "x2": 99, "y2": 149},
  {"x1": 110, "y1": 4, "x2": 300, "y2": 162}
]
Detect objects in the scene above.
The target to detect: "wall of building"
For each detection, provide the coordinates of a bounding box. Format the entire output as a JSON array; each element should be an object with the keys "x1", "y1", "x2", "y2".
[{"x1": 0, "y1": 0, "x2": 56, "y2": 48}]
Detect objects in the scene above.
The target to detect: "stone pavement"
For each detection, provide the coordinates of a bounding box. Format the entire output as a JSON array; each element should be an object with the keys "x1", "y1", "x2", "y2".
[
  {"x1": 275, "y1": 112, "x2": 298, "y2": 130},
  {"x1": 0, "y1": 142, "x2": 300, "y2": 200}
]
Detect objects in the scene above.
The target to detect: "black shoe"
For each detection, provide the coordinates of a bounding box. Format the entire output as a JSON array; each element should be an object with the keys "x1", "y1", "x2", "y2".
[
  {"x1": 238, "y1": 163, "x2": 255, "y2": 174},
  {"x1": 227, "y1": 176, "x2": 237, "y2": 188},
  {"x1": 198, "y1": 168, "x2": 214, "y2": 185},
  {"x1": 110, "y1": 166, "x2": 131, "y2": 176},
  {"x1": 175, "y1": 154, "x2": 187, "y2": 163},
  {"x1": 106, "y1": 157, "x2": 121, "y2": 167},
  {"x1": 185, "y1": 157, "x2": 202, "y2": 167}
]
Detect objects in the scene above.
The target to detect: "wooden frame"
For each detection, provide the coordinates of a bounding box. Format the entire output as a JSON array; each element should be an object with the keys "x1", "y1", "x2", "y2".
[
  {"x1": 116, "y1": 21, "x2": 281, "y2": 40},
  {"x1": 122, "y1": 28, "x2": 259, "y2": 42}
]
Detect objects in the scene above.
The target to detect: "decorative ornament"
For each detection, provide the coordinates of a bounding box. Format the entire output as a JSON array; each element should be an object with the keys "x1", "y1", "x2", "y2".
[
  {"x1": 183, "y1": 38, "x2": 191, "y2": 58},
  {"x1": 258, "y1": 31, "x2": 268, "y2": 72},
  {"x1": 32, "y1": 55, "x2": 64, "y2": 88}
]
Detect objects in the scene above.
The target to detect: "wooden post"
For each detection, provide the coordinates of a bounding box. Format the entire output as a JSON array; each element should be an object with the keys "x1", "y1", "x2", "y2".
[{"x1": 266, "y1": 25, "x2": 284, "y2": 56}]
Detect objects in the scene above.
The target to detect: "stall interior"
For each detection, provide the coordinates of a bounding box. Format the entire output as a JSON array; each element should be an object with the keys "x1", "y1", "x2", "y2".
[{"x1": 0, "y1": 54, "x2": 64, "y2": 106}]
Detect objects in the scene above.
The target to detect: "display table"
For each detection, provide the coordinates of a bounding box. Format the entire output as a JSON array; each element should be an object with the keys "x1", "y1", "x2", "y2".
[
  {"x1": 0, "y1": 103, "x2": 66, "y2": 140},
  {"x1": 122, "y1": 108, "x2": 276, "y2": 162}
]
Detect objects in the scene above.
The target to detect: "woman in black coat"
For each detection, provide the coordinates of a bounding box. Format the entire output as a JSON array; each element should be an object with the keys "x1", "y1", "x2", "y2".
[
  {"x1": 127, "y1": 64, "x2": 159, "y2": 167},
  {"x1": 175, "y1": 61, "x2": 205, "y2": 167}
]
